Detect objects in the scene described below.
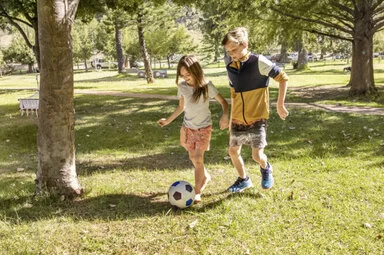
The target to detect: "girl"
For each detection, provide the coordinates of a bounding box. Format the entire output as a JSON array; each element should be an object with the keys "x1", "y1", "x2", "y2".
[{"x1": 158, "y1": 55, "x2": 229, "y2": 203}]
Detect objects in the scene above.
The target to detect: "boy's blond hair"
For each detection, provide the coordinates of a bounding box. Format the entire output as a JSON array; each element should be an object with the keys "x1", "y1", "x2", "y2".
[{"x1": 222, "y1": 27, "x2": 249, "y2": 46}]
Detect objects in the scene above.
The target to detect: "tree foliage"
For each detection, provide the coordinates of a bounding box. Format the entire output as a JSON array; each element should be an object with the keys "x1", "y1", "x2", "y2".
[{"x1": 260, "y1": 0, "x2": 384, "y2": 95}]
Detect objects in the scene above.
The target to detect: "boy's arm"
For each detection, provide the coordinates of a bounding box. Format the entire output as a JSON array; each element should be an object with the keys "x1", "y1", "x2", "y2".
[
  {"x1": 158, "y1": 97, "x2": 185, "y2": 127},
  {"x1": 214, "y1": 93, "x2": 229, "y2": 130},
  {"x1": 276, "y1": 80, "x2": 289, "y2": 120}
]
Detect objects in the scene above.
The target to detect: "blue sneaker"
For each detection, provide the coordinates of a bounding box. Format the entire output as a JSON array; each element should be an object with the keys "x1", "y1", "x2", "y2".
[
  {"x1": 260, "y1": 163, "x2": 274, "y2": 189},
  {"x1": 228, "y1": 176, "x2": 253, "y2": 193}
]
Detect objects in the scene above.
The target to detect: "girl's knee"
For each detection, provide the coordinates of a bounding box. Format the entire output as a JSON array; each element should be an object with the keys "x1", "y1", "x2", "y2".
[{"x1": 228, "y1": 146, "x2": 239, "y2": 157}]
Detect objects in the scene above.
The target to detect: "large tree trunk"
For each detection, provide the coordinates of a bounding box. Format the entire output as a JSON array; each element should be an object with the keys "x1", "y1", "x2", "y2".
[
  {"x1": 36, "y1": 0, "x2": 83, "y2": 198},
  {"x1": 115, "y1": 25, "x2": 124, "y2": 73},
  {"x1": 137, "y1": 9, "x2": 154, "y2": 83},
  {"x1": 350, "y1": 6, "x2": 377, "y2": 96},
  {"x1": 32, "y1": 20, "x2": 41, "y2": 70}
]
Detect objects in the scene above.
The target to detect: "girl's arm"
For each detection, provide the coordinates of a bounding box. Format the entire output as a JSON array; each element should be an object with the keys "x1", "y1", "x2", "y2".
[
  {"x1": 214, "y1": 93, "x2": 229, "y2": 130},
  {"x1": 158, "y1": 96, "x2": 185, "y2": 127}
]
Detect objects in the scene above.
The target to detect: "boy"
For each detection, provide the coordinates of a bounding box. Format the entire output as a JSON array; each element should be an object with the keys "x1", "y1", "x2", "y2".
[{"x1": 222, "y1": 27, "x2": 289, "y2": 192}]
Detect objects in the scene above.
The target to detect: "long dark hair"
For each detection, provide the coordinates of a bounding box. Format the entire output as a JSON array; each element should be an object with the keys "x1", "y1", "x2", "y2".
[{"x1": 176, "y1": 55, "x2": 208, "y2": 102}]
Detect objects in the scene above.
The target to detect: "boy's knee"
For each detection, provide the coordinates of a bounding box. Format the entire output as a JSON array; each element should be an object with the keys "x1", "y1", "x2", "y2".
[{"x1": 252, "y1": 153, "x2": 261, "y2": 163}]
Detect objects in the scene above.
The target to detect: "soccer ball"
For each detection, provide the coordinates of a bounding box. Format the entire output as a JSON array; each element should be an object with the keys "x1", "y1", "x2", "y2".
[{"x1": 168, "y1": 181, "x2": 195, "y2": 209}]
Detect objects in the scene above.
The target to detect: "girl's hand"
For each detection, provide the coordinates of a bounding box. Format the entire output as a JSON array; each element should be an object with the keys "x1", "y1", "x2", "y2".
[
  {"x1": 219, "y1": 115, "x2": 229, "y2": 130},
  {"x1": 158, "y1": 118, "x2": 168, "y2": 127}
]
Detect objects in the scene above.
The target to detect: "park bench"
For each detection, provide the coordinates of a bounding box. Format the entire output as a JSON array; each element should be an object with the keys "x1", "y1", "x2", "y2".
[
  {"x1": 125, "y1": 68, "x2": 138, "y2": 74},
  {"x1": 18, "y1": 91, "x2": 39, "y2": 116},
  {"x1": 18, "y1": 74, "x2": 39, "y2": 116},
  {"x1": 137, "y1": 70, "x2": 167, "y2": 78}
]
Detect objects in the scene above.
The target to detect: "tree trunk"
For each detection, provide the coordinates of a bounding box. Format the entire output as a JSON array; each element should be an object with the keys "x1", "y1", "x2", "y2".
[
  {"x1": 115, "y1": 25, "x2": 124, "y2": 73},
  {"x1": 297, "y1": 47, "x2": 308, "y2": 70},
  {"x1": 349, "y1": 7, "x2": 377, "y2": 96},
  {"x1": 279, "y1": 42, "x2": 289, "y2": 63},
  {"x1": 33, "y1": 20, "x2": 41, "y2": 71},
  {"x1": 36, "y1": 0, "x2": 83, "y2": 198},
  {"x1": 84, "y1": 59, "x2": 88, "y2": 72},
  {"x1": 137, "y1": 10, "x2": 154, "y2": 83}
]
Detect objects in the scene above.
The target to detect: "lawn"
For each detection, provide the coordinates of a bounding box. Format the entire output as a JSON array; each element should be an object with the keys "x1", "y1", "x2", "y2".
[{"x1": 0, "y1": 60, "x2": 383, "y2": 254}]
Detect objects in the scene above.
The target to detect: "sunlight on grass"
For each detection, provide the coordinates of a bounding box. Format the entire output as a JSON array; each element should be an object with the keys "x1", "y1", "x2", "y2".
[{"x1": 1, "y1": 62, "x2": 384, "y2": 254}]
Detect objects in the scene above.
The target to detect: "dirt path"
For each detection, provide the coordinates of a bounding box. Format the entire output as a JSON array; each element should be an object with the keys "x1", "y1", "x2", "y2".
[{"x1": 75, "y1": 89, "x2": 384, "y2": 116}]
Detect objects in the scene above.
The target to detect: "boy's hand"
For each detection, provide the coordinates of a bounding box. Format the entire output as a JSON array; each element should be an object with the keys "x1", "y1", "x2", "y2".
[{"x1": 277, "y1": 105, "x2": 289, "y2": 120}]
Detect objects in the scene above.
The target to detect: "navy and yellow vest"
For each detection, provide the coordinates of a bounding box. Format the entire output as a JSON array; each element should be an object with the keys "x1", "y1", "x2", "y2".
[{"x1": 226, "y1": 53, "x2": 281, "y2": 125}]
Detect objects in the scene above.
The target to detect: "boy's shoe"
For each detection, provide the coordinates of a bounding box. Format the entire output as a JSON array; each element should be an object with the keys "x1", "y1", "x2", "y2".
[
  {"x1": 228, "y1": 176, "x2": 253, "y2": 193},
  {"x1": 260, "y1": 163, "x2": 274, "y2": 189}
]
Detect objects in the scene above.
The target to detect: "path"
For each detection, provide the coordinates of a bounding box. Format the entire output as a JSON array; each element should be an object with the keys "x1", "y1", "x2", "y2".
[{"x1": 75, "y1": 89, "x2": 384, "y2": 116}]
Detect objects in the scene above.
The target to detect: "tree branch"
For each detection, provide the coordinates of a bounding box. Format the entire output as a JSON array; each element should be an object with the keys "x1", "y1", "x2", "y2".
[
  {"x1": 0, "y1": 4, "x2": 34, "y2": 48},
  {"x1": 270, "y1": 5, "x2": 353, "y2": 36},
  {"x1": 0, "y1": 4, "x2": 33, "y2": 28},
  {"x1": 329, "y1": 1, "x2": 354, "y2": 16},
  {"x1": 305, "y1": 28, "x2": 353, "y2": 42}
]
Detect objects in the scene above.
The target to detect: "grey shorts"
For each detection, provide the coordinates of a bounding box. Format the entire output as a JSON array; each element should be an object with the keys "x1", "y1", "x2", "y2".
[{"x1": 230, "y1": 121, "x2": 267, "y2": 149}]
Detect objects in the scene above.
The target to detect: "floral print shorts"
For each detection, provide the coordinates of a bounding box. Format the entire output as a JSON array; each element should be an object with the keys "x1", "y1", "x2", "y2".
[{"x1": 180, "y1": 125, "x2": 212, "y2": 151}]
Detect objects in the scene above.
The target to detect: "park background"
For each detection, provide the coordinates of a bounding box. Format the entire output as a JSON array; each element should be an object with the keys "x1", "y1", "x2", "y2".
[{"x1": 1, "y1": 0, "x2": 384, "y2": 254}]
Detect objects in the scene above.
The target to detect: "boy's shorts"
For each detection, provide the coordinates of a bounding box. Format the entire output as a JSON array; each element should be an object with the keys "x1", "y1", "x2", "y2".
[
  {"x1": 180, "y1": 125, "x2": 212, "y2": 151},
  {"x1": 230, "y1": 120, "x2": 267, "y2": 149}
]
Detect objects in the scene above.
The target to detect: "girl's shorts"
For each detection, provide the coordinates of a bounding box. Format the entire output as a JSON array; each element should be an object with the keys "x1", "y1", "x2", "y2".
[
  {"x1": 180, "y1": 125, "x2": 212, "y2": 151},
  {"x1": 230, "y1": 121, "x2": 267, "y2": 149}
]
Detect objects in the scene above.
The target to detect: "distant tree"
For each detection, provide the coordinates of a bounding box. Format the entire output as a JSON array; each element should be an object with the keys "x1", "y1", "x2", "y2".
[
  {"x1": 1, "y1": 0, "x2": 107, "y2": 69},
  {"x1": 3, "y1": 34, "x2": 35, "y2": 72},
  {"x1": 72, "y1": 20, "x2": 95, "y2": 71},
  {"x1": 100, "y1": 8, "x2": 132, "y2": 73},
  {"x1": 0, "y1": 49, "x2": 5, "y2": 76},
  {"x1": 260, "y1": 0, "x2": 383, "y2": 96},
  {"x1": 0, "y1": 0, "x2": 40, "y2": 68},
  {"x1": 198, "y1": 2, "x2": 229, "y2": 63},
  {"x1": 122, "y1": 28, "x2": 141, "y2": 67},
  {"x1": 36, "y1": 0, "x2": 83, "y2": 198}
]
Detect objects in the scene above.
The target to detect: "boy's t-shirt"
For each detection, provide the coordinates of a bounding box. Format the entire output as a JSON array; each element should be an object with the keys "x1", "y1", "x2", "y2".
[{"x1": 177, "y1": 81, "x2": 219, "y2": 129}]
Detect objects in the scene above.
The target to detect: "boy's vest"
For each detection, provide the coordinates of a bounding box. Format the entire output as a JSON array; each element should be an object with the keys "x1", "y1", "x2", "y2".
[{"x1": 226, "y1": 53, "x2": 280, "y2": 125}]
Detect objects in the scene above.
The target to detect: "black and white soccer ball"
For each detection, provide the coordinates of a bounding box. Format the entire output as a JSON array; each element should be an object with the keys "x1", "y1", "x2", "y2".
[{"x1": 168, "y1": 181, "x2": 195, "y2": 209}]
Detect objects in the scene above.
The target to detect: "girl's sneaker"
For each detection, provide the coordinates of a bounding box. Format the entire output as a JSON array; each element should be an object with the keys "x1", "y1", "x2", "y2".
[
  {"x1": 228, "y1": 176, "x2": 253, "y2": 193},
  {"x1": 260, "y1": 163, "x2": 274, "y2": 189}
]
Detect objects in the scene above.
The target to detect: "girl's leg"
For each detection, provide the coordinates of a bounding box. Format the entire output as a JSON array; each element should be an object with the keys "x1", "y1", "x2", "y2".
[{"x1": 188, "y1": 149, "x2": 210, "y2": 200}]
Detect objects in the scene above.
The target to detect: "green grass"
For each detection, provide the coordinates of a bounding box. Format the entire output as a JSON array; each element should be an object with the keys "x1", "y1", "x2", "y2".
[
  {"x1": 0, "y1": 61, "x2": 384, "y2": 254},
  {"x1": 2, "y1": 59, "x2": 384, "y2": 107}
]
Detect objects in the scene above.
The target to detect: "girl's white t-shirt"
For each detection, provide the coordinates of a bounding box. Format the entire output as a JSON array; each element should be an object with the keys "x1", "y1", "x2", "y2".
[{"x1": 177, "y1": 81, "x2": 219, "y2": 129}]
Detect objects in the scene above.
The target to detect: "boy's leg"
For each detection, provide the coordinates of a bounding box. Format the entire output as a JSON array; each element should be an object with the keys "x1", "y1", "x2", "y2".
[
  {"x1": 228, "y1": 145, "x2": 246, "y2": 178},
  {"x1": 252, "y1": 147, "x2": 274, "y2": 189},
  {"x1": 251, "y1": 148, "x2": 267, "y2": 168},
  {"x1": 228, "y1": 145, "x2": 253, "y2": 192}
]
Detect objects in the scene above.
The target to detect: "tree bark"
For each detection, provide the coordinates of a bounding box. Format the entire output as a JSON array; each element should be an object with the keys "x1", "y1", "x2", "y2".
[
  {"x1": 349, "y1": 4, "x2": 377, "y2": 96},
  {"x1": 115, "y1": 25, "x2": 124, "y2": 73},
  {"x1": 137, "y1": 10, "x2": 154, "y2": 83},
  {"x1": 36, "y1": 0, "x2": 83, "y2": 198}
]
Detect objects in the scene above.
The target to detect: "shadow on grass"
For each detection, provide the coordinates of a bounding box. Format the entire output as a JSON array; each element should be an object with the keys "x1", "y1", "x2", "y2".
[
  {"x1": 1, "y1": 92, "x2": 384, "y2": 223},
  {"x1": 77, "y1": 152, "x2": 192, "y2": 175},
  {"x1": 0, "y1": 183, "x2": 265, "y2": 223}
]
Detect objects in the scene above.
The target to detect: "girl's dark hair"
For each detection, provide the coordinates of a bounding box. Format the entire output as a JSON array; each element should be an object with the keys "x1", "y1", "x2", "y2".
[{"x1": 176, "y1": 55, "x2": 208, "y2": 102}]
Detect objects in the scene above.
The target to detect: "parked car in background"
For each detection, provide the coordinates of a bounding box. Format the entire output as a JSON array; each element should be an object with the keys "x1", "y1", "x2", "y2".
[
  {"x1": 131, "y1": 61, "x2": 144, "y2": 68},
  {"x1": 307, "y1": 52, "x2": 318, "y2": 61},
  {"x1": 91, "y1": 58, "x2": 117, "y2": 69}
]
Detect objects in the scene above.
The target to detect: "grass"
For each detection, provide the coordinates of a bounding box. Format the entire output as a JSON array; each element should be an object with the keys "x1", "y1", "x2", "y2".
[{"x1": 0, "y1": 60, "x2": 384, "y2": 254}]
